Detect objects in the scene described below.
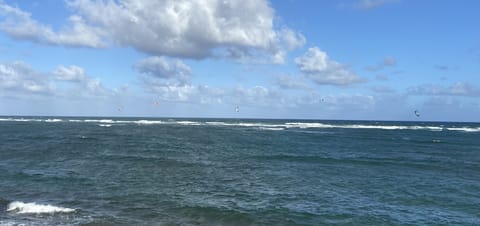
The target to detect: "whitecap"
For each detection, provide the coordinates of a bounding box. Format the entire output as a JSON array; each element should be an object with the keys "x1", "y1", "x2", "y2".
[
  {"x1": 345, "y1": 125, "x2": 409, "y2": 130},
  {"x1": 98, "y1": 124, "x2": 112, "y2": 127},
  {"x1": 175, "y1": 121, "x2": 202, "y2": 125},
  {"x1": 134, "y1": 120, "x2": 165, "y2": 125},
  {"x1": 285, "y1": 122, "x2": 336, "y2": 129},
  {"x1": 44, "y1": 119, "x2": 63, "y2": 123},
  {"x1": 446, "y1": 127, "x2": 480, "y2": 132},
  {"x1": 205, "y1": 121, "x2": 228, "y2": 126},
  {"x1": 84, "y1": 119, "x2": 115, "y2": 124},
  {"x1": 259, "y1": 127, "x2": 285, "y2": 131},
  {"x1": 6, "y1": 201, "x2": 75, "y2": 214}
]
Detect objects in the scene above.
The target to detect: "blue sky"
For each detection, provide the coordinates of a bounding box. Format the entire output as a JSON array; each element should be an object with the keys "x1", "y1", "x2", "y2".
[{"x1": 0, "y1": 0, "x2": 479, "y2": 121}]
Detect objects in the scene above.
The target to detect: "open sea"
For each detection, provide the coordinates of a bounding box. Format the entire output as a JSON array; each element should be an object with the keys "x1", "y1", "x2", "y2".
[{"x1": 0, "y1": 117, "x2": 479, "y2": 225}]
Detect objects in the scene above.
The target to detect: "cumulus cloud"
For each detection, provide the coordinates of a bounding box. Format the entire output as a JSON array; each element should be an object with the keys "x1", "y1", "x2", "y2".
[
  {"x1": 279, "y1": 28, "x2": 306, "y2": 51},
  {"x1": 408, "y1": 82, "x2": 480, "y2": 97},
  {"x1": 295, "y1": 47, "x2": 365, "y2": 86},
  {"x1": 53, "y1": 65, "x2": 86, "y2": 82},
  {"x1": 0, "y1": 61, "x2": 113, "y2": 99},
  {"x1": 0, "y1": 0, "x2": 304, "y2": 62},
  {"x1": 52, "y1": 65, "x2": 112, "y2": 97},
  {"x1": 0, "y1": 3, "x2": 105, "y2": 47},
  {"x1": 0, "y1": 61, "x2": 53, "y2": 96},
  {"x1": 135, "y1": 56, "x2": 191, "y2": 86}
]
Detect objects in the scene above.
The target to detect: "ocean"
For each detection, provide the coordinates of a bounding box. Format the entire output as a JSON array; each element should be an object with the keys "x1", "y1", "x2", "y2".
[{"x1": 0, "y1": 117, "x2": 479, "y2": 225}]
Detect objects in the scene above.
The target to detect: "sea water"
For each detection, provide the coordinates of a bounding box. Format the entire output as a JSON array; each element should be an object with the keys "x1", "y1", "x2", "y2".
[{"x1": 0, "y1": 117, "x2": 479, "y2": 225}]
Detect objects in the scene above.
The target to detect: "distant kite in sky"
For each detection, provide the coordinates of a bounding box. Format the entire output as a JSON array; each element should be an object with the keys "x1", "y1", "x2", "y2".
[{"x1": 414, "y1": 110, "x2": 420, "y2": 117}]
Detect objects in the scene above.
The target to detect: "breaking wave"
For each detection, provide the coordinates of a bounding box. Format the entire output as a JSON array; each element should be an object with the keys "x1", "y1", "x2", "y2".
[
  {"x1": 6, "y1": 201, "x2": 75, "y2": 214},
  {"x1": 0, "y1": 117, "x2": 479, "y2": 132}
]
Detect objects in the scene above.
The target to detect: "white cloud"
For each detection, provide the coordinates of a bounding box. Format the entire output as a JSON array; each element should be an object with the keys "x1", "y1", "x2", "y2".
[
  {"x1": 408, "y1": 82, "x2": 480, "y2": 97},
  {"x1": 0, "y1": 0, "x2": 305, "y2": 62},
  {"x1": 52, "y1": 65, "x2": 112, "y2": 97},
  {"x1": 143, "y1": 83, "x2": 217, "y2": 104},
  {"x1": 0, "y1": 61, "x2": 53, "y2": 95},
  {"x1": 279, "y1": 28, "x2": 306, "y2": 51},
  {"x1": 0, "y1": 61, "x2": 114, "y2": 99},
  {"x1": 233, "y1": 86, "x2": 285, "y2": 107},
  {"x1": 0, "y1": 3, "x2": 105, "y2": 47},
  {"x1": 135, "y1": 56, "x2": 191, "y2": 86},
  {"x1": 53, "y1": 65, "x2": 86, "y2": 82},
  {"x1": 295, "y1": 47, "x2": 364, "y2": 86}
]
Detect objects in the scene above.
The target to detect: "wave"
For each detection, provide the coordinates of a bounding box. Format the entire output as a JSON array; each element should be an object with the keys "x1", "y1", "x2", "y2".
[
  {"x1": 84, "y1": 119, "x2": 115, "y2": 124},
  {"x1": 134, "y1": 120, "x2": 165, "y2": 125},
  {"x1": 446, "y1": 127, "x2": 480, "y2": 132},
  {"x1": 6, "y1": 201, "x2": 75, "y2": 214},
  {"x1": 45, "y1": 119, "x2": 63, "y2": 122},
  {"x1": 259, "y1": 127, "x2": 285, "y2": 131},
  {"x1": 0, "y1": 117, "x2": 479, "y2": 132}
]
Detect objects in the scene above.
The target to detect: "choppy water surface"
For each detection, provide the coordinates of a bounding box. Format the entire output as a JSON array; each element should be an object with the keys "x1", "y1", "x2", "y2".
[{"x1": 0, "y1": 117, "x2": 479, "y2": 225}]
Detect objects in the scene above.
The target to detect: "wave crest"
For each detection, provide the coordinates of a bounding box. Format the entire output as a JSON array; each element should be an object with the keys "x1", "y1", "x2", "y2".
[{"x1": 6, "y1": 201, "x2": 75, "y2": 214}]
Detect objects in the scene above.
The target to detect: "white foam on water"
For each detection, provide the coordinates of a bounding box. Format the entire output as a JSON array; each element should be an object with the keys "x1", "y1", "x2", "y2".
[
  {"x1": 0, "y1": 220, "x2": 26, "y2": 226},
  {"x1": 259, "y1": 127, "x2": 285, "y2": 131},
  {"x1": 344, "y1": 124, "x2": 409, "y2": 130},
  {"x1": 285, "y1": 122, "x2": 336, "y2": 129},
  {"x1": 205, "y1": 121, "x2": 228, "y2": 126},
  {"x1": 6, "y1": 118, "x2": 42, "y2": 122},
  {"x1": 283, "y1": 122, "x2": 449, "y2": 131},
  {"x1": 134, "y1": 120, "x2": 165, "y2": 125},
  {"x1": 6, "y1": 201, "x2": 75, "y2": 214},
  {"x1": 175, "y1": 121, "x2": 202, "y2": 125},
  {"x1": 446, "y1": 127, "x2": 480, "y2": 132},
  {"x1": 0, "y1": 117, "x2": 478, "y2": 133},
  {"x1": 45, "y1": 119, "x2": 63, "y2": 123},
  {"x1": 84, "y1": 119, "x2": 115, "y2": 124}
]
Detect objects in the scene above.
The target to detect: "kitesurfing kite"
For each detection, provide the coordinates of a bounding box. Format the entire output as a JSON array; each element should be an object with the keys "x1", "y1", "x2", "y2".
[{"x1": 414, "y1": 110, "x2": 420, "y2": 117}]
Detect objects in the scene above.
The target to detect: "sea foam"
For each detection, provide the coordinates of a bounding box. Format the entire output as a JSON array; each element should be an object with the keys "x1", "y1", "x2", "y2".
[
  {"x1": 446, "y1": 127, "x2": 480, "y2": 132},
  {"x1": 6, "y1": 201, "x2": 75, "y2": 214}
]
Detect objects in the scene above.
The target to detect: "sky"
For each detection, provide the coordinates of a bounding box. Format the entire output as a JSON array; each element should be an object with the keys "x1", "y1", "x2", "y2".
[{"x1": 0, "y1": 0, "x2": 479, "y2": 121}]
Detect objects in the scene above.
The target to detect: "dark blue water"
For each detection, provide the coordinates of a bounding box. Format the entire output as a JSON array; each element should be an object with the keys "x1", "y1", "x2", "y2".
[{"x1": 0, "y1": 117, "x2": 479, "y2": 225}]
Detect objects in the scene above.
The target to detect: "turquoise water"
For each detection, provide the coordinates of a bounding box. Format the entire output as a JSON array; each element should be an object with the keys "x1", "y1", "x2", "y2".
[{"x1": 0, "y1": 117, "x2": 479, "y2": 225}]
